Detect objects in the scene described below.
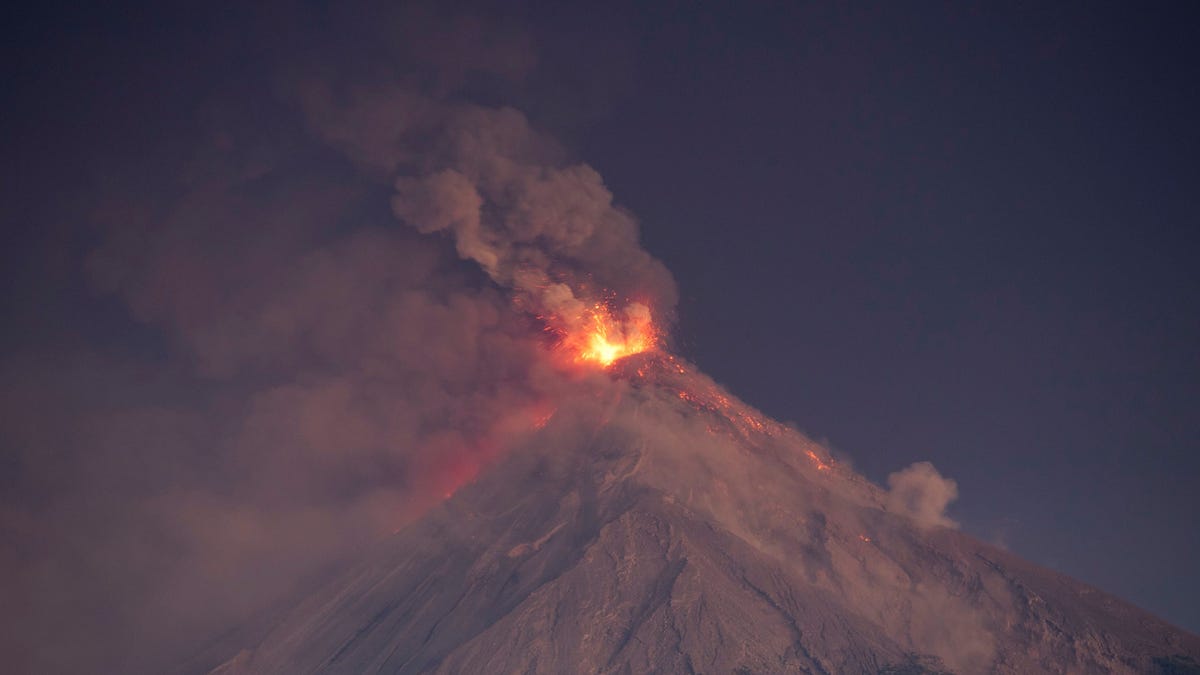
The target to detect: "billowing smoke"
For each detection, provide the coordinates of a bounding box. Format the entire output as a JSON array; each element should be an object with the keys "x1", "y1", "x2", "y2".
[
  {"x1": 886, "y1": 461, "x2": 960, "y2": 529},
  {"x1": 307, "y1": 85, "x2": 677, "y2": 344},
  {"x1": 0, "y1": 6, "x2": 673, "y2": 674},
  {"x1": 0, "y1": 4, "x2": 982, "y2": 674}
]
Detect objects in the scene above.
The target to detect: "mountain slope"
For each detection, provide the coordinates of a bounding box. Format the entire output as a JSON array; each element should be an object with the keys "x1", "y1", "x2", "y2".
[{"x1": 211, "y1": 355, "x2": 1200, "y2": 674}]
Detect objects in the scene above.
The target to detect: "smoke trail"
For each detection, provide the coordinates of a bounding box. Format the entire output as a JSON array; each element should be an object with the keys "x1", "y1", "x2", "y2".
[{"x1": 304, "y1": 85, "x2": 677, "y2": 344}]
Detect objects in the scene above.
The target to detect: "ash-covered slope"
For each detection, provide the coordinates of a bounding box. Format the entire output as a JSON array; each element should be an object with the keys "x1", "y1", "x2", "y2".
[{"x1": 211, "y1": 355, "x2": 1200, "y2": 674}]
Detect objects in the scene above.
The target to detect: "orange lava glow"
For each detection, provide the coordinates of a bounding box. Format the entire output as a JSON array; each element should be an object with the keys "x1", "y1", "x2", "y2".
[
  {"x1": 663, "y1": 362, "x2": 782, "y2": 442},
  {"x1": 531, "y1": 408, "x2": 555, "y2": 430},
  {"x1": 806, "y1": 449, "x2": 832, "y2": 471},
  {"x1": 564, "y1": 301, "x2": 658, "y2": 368}
]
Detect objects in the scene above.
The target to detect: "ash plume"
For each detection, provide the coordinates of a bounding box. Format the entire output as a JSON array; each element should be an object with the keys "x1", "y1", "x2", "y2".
[
  {"x1": 8, "y1": 4, "x2": 1195, "y2": 675},
  {"x1": 307, "y1": 86, "x2": 678, "y2": 343},
  {"x1": 0, "y1": 5, "x2": 675, "y2": 673},
  {"x1": 0, "y1": 16, "x2": 964, "y2": 665}
]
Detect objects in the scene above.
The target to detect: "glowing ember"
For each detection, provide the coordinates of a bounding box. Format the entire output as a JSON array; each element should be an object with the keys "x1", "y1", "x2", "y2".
[
  {"x1": 806, "y1": 449, "x2": 832, "y2": 471},
  {"x1": 564, "y1": 301, "x2": 658, "y2": 368},
  {"x1": 532, "y1": 408, "x2": 555, "y2": 430}
]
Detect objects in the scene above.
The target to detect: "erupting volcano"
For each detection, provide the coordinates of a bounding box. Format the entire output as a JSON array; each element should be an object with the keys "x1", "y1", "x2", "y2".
[
  {"x1": 195, "y1": 34, "x2": 1197, "y2": 675},
  {"x1": 206, "y1": 331, "x2": 1200, "y2": 675},
  {"x1": 199, "y1": 124, "x2": 1200, "y2": 674},
  {"x1": 12, "y1": 5, "x2": 1200, "y2": 675}
]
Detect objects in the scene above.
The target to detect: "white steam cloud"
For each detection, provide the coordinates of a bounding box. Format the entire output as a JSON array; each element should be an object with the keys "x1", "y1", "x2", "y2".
[{"x1": 886, "y1": 461, "x2": 959, "y2": 529}]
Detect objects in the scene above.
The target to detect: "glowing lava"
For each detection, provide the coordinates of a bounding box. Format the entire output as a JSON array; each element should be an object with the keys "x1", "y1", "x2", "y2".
[
  {"x1": 806, "y1": 449, "x2": 832, "y2": 471},
  {"x1": 565, "y1": 301, "x2": 658, "y2": 368}
]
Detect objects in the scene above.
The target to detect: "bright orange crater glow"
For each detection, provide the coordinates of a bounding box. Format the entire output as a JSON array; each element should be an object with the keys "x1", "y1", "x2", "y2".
[{"x1": 566, "y1": 301, "x2": 658, "y2": 368}]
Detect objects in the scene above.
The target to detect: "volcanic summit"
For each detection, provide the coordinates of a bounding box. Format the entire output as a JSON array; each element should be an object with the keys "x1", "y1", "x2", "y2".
[{"x1": 206, "y1": 351, "x2": 1200, "y2": 674}]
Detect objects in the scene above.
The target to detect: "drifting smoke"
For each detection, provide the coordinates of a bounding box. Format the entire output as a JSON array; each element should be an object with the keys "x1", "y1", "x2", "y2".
[
  {"x1": 0, "y1": 5, "x2": 670, "y2": 673},
  {"x1": 886, "y1": 461, "x2": 960, "y2": 529},
  {"x1": 0, "y1": 4, "x2": 975, "y2": 674},
  {"x1": 310, "y1": 87, "x2": 677, "y2": 361}
]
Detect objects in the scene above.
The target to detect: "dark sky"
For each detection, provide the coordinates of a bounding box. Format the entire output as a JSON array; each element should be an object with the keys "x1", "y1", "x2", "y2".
[
  {"x1": 4, "y1": 0, "x2": 1199, "y2": 653},
  {"x1": 575, "y1": 3, "x2": 1200, "y2": 632}
]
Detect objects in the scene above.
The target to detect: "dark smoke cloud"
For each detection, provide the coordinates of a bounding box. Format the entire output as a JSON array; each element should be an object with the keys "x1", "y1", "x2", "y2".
[
  {"x1": 1, "y1": 4, "x2": 975, "y2": 673},
  {"x1": 304, "y1": 84, "x2": 677, "y2": 331},
  {"x1": 0, "y1": 4, "x2": 672, "y2": 673}
]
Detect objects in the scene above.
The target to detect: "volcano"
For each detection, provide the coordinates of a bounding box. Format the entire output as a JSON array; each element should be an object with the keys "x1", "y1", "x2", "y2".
[{"x1": 206, "y1": 353, "x2": 1200, "y2": 674}]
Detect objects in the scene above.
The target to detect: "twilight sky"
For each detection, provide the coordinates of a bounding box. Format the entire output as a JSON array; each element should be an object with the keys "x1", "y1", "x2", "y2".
[{"x1": 3, "y1": 1, "x2": 1199, "y2": 668}]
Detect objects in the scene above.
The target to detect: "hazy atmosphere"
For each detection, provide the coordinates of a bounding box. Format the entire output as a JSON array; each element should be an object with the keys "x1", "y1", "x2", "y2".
[{"x1": 3, "y1": 2, "x2": 1199, "y2": 673}]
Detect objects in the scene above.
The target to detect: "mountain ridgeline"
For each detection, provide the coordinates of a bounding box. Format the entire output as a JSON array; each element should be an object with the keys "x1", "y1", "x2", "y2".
[{"x1": 207, "y1": 353, "x2": 1200, "y2": 674}]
